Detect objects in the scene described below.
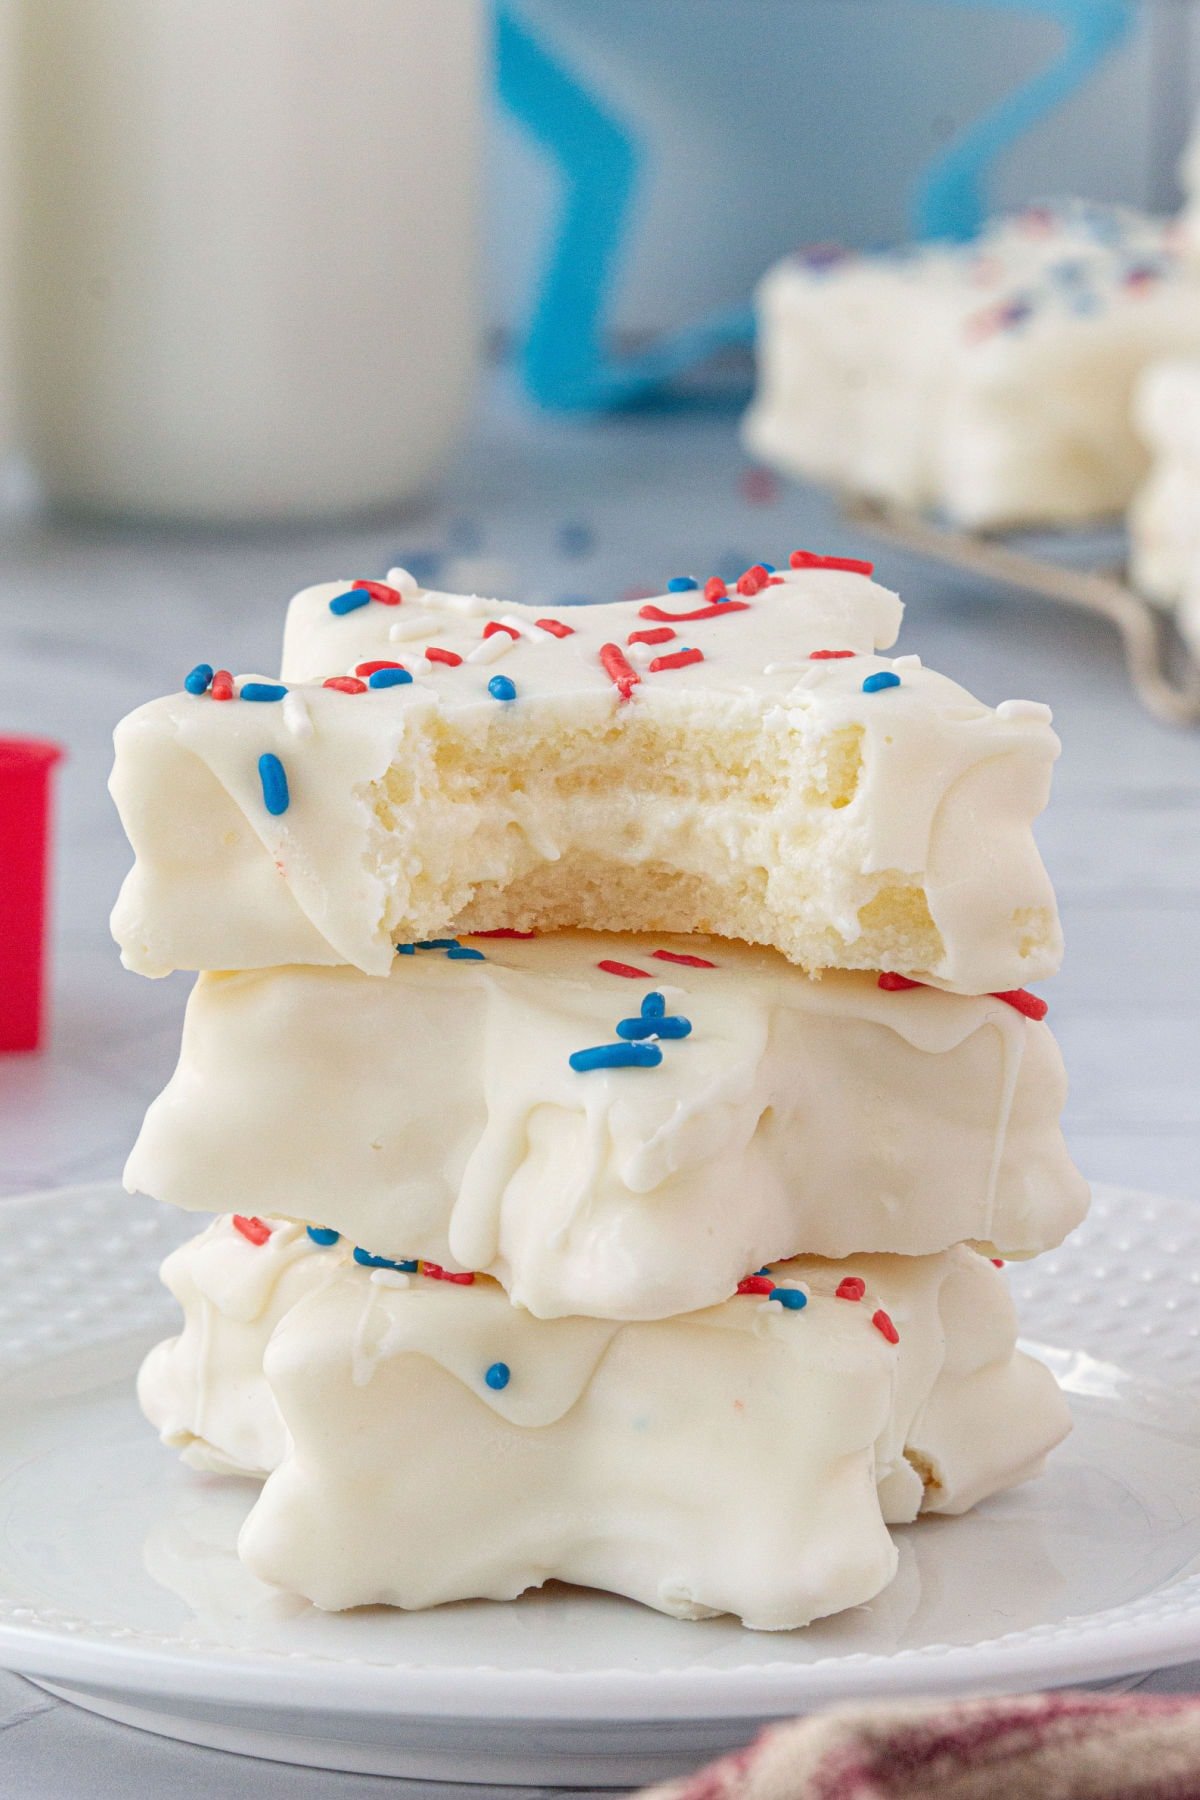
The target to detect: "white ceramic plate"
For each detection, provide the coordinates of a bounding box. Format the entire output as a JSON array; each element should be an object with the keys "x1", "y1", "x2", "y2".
[{"x1": 1, "y1": 1182, "x2": 1200, "y2": 1786}]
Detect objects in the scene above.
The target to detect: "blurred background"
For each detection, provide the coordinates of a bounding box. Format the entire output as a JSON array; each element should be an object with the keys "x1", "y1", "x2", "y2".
[{"x1": 2, "y1": 0, "x2": 1200, "y2": 1213}]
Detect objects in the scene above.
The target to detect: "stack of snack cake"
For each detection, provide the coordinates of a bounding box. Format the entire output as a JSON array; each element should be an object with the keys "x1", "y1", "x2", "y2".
[{"x1": 112, "y1": 552, "x2": 1086, "y2": 1630}]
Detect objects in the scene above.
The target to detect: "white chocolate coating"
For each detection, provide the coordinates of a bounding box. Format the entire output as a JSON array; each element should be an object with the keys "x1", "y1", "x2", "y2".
[
  {"x1": 140, "y1": 1216, "x2": 1069, "y2": 1630},
  {"x1": 745, "y1": 203, "x2": 1200, "y2": 530},
  {"x1": 125, "y1": 933, "x2": 1087, "y2": 1318},
  {"x1": 110, "y1": 565, "x2": 1062, "y2": 992}
]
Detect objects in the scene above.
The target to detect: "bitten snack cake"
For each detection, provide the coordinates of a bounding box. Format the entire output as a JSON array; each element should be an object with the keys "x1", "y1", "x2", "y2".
[
  {"x1": 116, "y1": 545, "x2": 1085, "y2": 1631},
  {"x1": 745, "y1": 202, "x2": 1200, "y2": 530},
  {"x1": 1129, "y1": 358, "x2": 1200, "y2": 655},
  {"x1": 141, "y1": 1216, "x2": 1070, "y2": 1631},
  {"x1": 125, "y1": 932, "x2": 1087, "y2": 1319},
  {"x1": 109, "y1": 559, "x2": 1063, "y2": 994}
]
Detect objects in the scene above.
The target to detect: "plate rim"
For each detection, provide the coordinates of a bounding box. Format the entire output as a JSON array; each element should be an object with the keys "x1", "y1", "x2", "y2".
[{"x1": 2, "y1": 1178, "x2": 1200, "y2": 1723}]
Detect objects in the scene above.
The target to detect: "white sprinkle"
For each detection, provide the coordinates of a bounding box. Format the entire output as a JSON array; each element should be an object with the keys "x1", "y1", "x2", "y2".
[
  {"x1": 626, "y1": 641, "x2": 657, "y2": 666},
  {"x1": 389, "y1": 614, "x2": 436, "y2": 642},
  {"x1": 996, "y1": 699, "x2": 1053, "y2": 724},
  {"x1": 282, "y1": 692, "x2": 312, "y2": 738},
  {"x1": 466, "y1": 632, "x2": 514, "y2": 665},
  {"x1": 892, "y1": 654, "x2": 922, "y2": 670},
  {"x1": 369, "y1": 1268, "x2": 412, "y2": 1289},
  {"x1": 763, "y1": 661, "x2": 805, "y2": 675},
  {"x1": 384, "y1": 566, "x2": 421, "y2": 595},
  {"x1": 440, "y1": 591, "x2": 490, "y2": 617},
  {"x1": 497, "y1": 614, "x2": 528, "y2": 639}
]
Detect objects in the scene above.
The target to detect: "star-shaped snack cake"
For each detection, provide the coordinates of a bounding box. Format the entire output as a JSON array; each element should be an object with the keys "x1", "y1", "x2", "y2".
[
  {"x1": 140, "y1": 1215, "x2": 1069, "y2": 1631},
  {"x1": 124, "y1": 931, "x2": 1087, "y2": 1320},
  {"x1": 110, "y1": 555, "x2": 1062, "y2": 994}
]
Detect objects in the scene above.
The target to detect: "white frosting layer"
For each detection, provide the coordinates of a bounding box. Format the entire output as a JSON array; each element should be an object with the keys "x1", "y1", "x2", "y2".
[
  {"x1": 125, "y1": 934, "x2": 1087, "y2": 1317},
  {"x1": 140, "y1": 1215, "x2": 1070, "y2": 1630},
  {"x1": 1129, "y1": 359, "x2": 1200, "y2": 654},
  {"x1": 745, "y1": 203, "x2": 1200, "y2": 530},
  {"x1": 110, "y1": 564, "x2": 1062, "y2": 992}
]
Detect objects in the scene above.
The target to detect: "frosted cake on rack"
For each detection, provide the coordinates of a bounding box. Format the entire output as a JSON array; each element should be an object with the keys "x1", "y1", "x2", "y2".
[
  {"x1": 1128, "y1": 358, "x2": 1200, "y2": 657},
  {"x1": 140, "y1": 1214, "x2": 1069, "y2": 1631},
  {"x1": 744, "y1": 202, "x2": 1200, "y2": 530},
  {"x1": 109, "y1": 558, "x2": 1062, "y2": 993}
]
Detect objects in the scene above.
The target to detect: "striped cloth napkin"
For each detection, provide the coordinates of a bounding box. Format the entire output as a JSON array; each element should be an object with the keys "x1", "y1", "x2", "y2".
[{"x1": 639, "y1": 1694, "x2": 1200, "y2": 1800}]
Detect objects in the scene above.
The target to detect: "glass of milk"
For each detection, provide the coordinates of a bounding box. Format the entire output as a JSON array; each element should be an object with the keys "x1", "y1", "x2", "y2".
[{"x1": 13, "y1": 0, "x2": 483, "y2": 522}]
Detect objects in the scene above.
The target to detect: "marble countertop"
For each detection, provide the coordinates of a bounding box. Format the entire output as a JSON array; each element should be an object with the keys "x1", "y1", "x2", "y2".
[{"x1": 2, "y1": 377, "x2": 1198, "y2": 1791}]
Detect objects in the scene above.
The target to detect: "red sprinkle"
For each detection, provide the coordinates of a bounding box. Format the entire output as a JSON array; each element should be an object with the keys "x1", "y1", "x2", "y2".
[
  {"x1": 233, "y1": 1215, "x2": 271, "y2": 1247},
  {"x1": 872, "y1": 1308, "x2": 900, "y2": 1345},
  {"x1": 627, "y1": 627, "x2": 676, "y2": 647},
  {"x1": 535, "y1": 617, "x2": 575, "y2": 638},
  {"x1": 991, "y1": 987, "x2": 1048, "y2": 1022},
  {"x1": 425, "y1": 646, "x2": 463, "y2": 666},
  {"x1": 739, "y1": 467, "x2": 778, "y2": 505},
  {"x1": 652, "y1": 949, "x2": 717, "y2": 969},
  {"x1": 355, "y1": 660, "x2": 406, "y2": 677},
  {"x1": 836, "y1": 1277, "x2": 866, "y2": 1302},
  {"x1": 471, "y1": 929, "x2": 537, "y2": 939},
  {"x1": 878, "y1": 972, "x2": 923, "y2": 991},
  {"x1": 324, "y1": 676, "x2": 367, "y2": 694},
  {"x1": 600, "y1": 642, "x2": 641, "y2": 700},
  {"x1": 790, "y1": 550, "x2": 875, "y2": 576},
  {"x1": 736, "y1": 564, "x2": 770, "y2": 595},
  {"x1": 704, "y1": 577, "x2": 728, "y2": 602},
  {"x1": 992, "y1": 1258, "x2": 1005, "y2": 1268},
  {"x1": 598, "y1": 959, "x2": 651, "y2": 979},
  {"x1": 649, "y1": 648, "x2": 704, "y2": 673},
  {"x1": 421, "y1": 1262, "x2": 476, "y2": 1286},
  {"x1": 483, "y1": 621, "x2": 520, "y2": 641},
  {"x1": 352, "y1": 579, "x2": 403, "y2": 606},
  {"x1": 810, "y1": 649, "x2": 856, "y2": 660},
  {"x1": 737, "y1": 1275, "x2": 776, "y2": 1296},
  {"x1": 638, "y1": 600, "x2": 750, "y2": 624},
  {"x1": 211, "y1": 669, "x2": 234, "y2": 701}
]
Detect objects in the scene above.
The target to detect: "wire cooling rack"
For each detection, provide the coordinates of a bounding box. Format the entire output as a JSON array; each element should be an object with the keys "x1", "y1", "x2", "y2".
[{"x1": 845, "y1": 497, "x2": 1200, "y2": 727}]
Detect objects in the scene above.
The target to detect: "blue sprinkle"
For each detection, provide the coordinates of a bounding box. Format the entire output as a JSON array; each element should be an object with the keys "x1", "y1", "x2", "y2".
[
  {"x1": 353, "y1": 1247, "x2": 418, "y2": 1272},
  {"x1": 396, "y1": 944, "x2": 416, "y2": 955},
  {"x1": 329, "y1": 589, "x2": 370, "y2": 615},
  {"x1": 667, "y1": 576, "x2": 698, "y2": 592},
  {"x1": 616, "y1": 1014, "x2": 692, "y2": 1041},
  {"x1": 447, "y1": 945, "x2": 486, "y2": 960},
  {"x1": 557, "y1": 521, "x2": 594, "y2": 558},
  {"x1": 307, "y1": 1226, "x2": 340, "y2": 1247},
  {"x1": 448, "y1": 516, "x2": 483, "y2": 553},
  {"x1": 641, "y1": 992, "x2": 666, "y2": 1019},
  {"x1": 241, "y1": 682, "x2": 288, "y2": 703},
  {"x1": 755, "y1": 1267, "x2": 771, "y2": 1276},
  {"x1": 485, "y1": 1361, "x2": 511, "y2": 1391},
  {"x1": 184, "y1": 663, "x2": 213, "y2": 695},
  {"x1": 770, "y1": 1288, "x2": 808, "y2": 1311},
  {"x1": 569, "y1": 1042, "x2": 663, "y2": 1073},
  {"x1": 862, "y1": 671, "x2": 901, "y2": 694},
  {"x1": 761, "y1": 562, "x2": 776, "y2": 573},
  {"x1": 369, "y1": 667, "x2": 413, "y2": 689},
  {"x1": 488, "y1": 675, "x2": 517, "y2": 702},
  {"x1": 258, "y1": 752, "x2": 289, "y2": 815},
  {"x1": 418, "y1": 938, "x2": 459, "y2": 949}
]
